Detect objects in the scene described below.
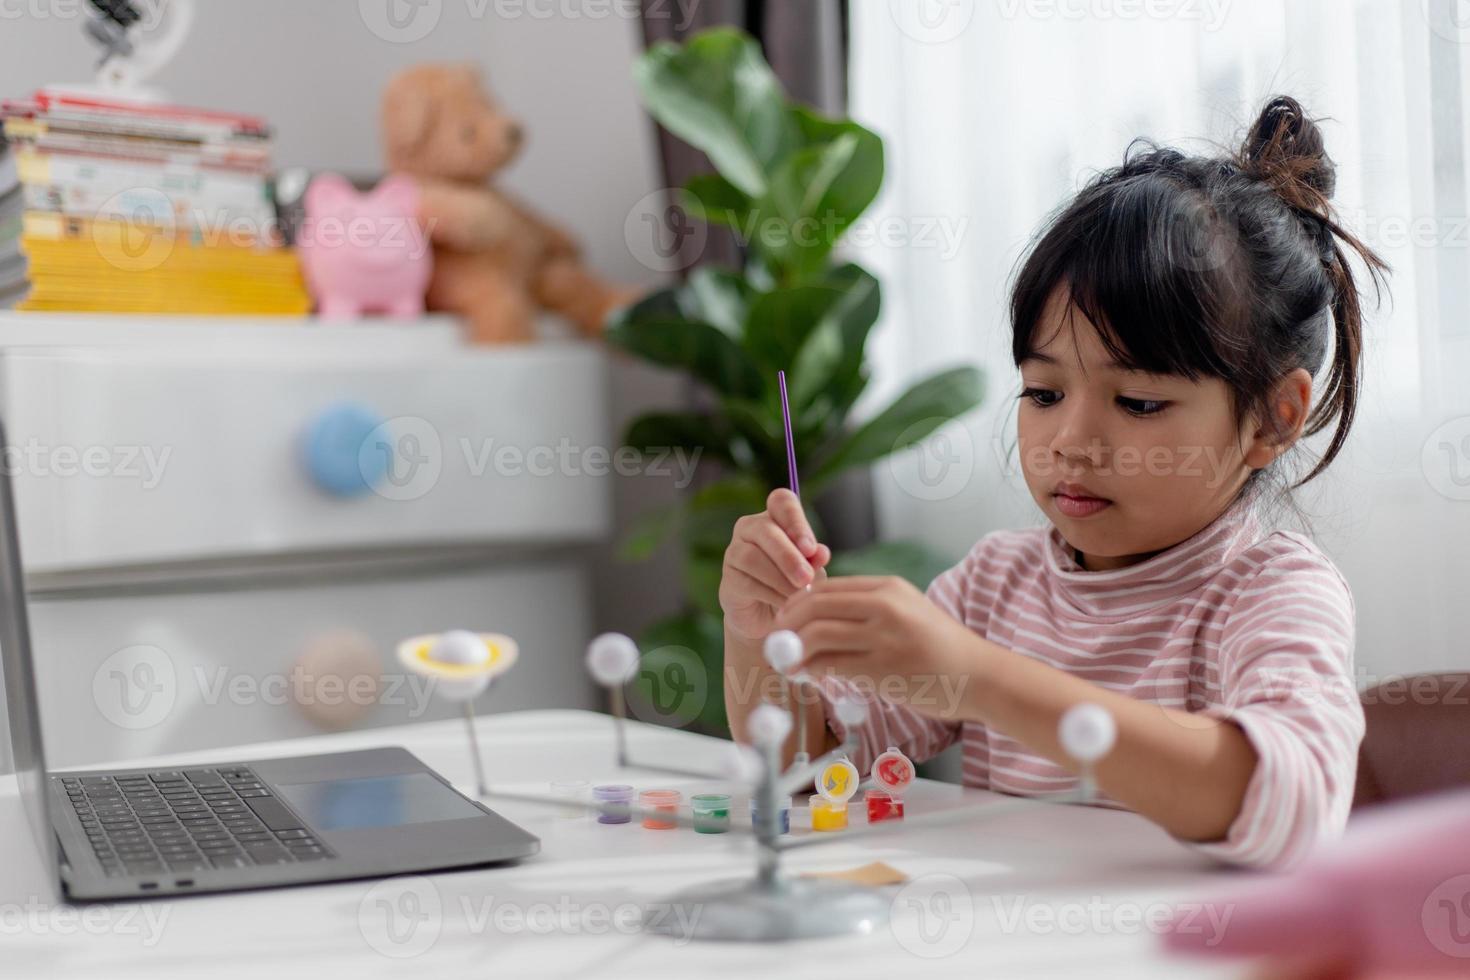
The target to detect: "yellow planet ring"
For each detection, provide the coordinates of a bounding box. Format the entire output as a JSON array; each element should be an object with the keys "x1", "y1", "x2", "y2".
[{"x1": 396, "y1": 633, "x2": 519, "y2": 680}]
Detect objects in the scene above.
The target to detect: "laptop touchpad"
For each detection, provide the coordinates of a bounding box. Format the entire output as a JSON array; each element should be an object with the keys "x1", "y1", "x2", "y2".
[{"x1": 275, "y1": 773, "x2": 484, "y2": 831}]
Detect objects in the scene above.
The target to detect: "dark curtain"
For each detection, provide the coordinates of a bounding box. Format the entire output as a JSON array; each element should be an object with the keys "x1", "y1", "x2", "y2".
[{"x1": 637, "y1": 0, "x2": 876, "y2": 552}]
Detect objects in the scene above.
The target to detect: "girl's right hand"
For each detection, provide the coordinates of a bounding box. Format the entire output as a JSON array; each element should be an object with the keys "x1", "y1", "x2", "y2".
[{"x1": 720, "y1": 489, "x2": 831, "y2": 643}]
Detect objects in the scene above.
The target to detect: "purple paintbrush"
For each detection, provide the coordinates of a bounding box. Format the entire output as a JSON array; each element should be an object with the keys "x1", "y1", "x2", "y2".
[{"x1": 778, "y1": 370, "x2": 800, "y2": 498}]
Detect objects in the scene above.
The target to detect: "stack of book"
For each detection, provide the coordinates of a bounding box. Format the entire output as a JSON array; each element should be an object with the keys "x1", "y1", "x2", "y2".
[
  {"x1": 0, "y1": 90, "x2": 310, "y2": 315},
  {"x1": 0, "y1": 148, "x2": 21, "y2": 307}
]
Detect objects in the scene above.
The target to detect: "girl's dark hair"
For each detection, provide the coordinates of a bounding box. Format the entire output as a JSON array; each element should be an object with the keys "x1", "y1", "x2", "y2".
[{"x1": 1009, "y1": 95, "x2": 1389, "y2": 490}]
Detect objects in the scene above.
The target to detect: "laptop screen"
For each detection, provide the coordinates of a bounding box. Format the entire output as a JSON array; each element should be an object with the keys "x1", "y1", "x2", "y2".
[{"x1": 0, "y1": 419, "x2": 59, "y2": 901}]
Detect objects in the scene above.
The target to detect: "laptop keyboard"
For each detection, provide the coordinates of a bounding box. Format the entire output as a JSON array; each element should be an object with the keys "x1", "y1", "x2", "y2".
[{"x1": 57, "y1": 766, "x2": 334, "y2": 878}]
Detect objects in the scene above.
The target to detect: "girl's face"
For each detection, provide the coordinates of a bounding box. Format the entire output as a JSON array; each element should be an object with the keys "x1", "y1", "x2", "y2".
[{"x1": 1016, "y1": 293, "x2": 1262, "y2": 571}]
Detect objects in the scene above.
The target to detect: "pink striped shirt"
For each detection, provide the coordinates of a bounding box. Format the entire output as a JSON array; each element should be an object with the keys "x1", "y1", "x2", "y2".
[{"x1": 818, "y1": 498, "x2": 1365, "y2": 871}]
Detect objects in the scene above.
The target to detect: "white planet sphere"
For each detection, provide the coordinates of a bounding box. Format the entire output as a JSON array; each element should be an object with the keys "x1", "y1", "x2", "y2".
[
  {"x1": 833, "y1": 697, "x2": 869, "y2": 729},
  {"x1": 585, "y1": 633, "x2": 640, "y2": 687},
  {"x1": 763, "y1": 630, "x2": 803, "y2": 674},
  {"x1": 720, "y1": 741, "x2": 765, "y2": 784},
  {"x1": 1059, "y1": 703, "x2": 1117, "y2": 763},
  {"x1": 425, "y1": 631, "x2": 492, "y2": 701},
  {"x1": 396, "y1": 630, "x2": 516, "y2": 704},
  {"x1": 429, "y1": 629, "x2": 491, "y2": 667},
  {"x1": 747, "y1": 703, "x2": 793, "y2": 748}
]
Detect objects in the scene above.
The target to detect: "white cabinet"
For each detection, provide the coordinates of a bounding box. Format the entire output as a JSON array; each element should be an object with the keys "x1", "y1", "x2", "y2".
[
  {"x1": 0, "y1": 314, "x2": 612, "y2": 763},
  {"x1": 30, "y1": 561, "x2": 599, "y2": 768},
  {"x1": 0, "y1": 319, "x2": 610, "y2": 575}
]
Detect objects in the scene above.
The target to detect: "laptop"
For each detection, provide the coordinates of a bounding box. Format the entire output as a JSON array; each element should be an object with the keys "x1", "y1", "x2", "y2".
[{"x1": 0, "y1": 422, "x2": 539, "y2": 901}]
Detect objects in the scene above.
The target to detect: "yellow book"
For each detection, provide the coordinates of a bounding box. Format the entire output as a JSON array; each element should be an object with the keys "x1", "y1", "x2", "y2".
[
  {"x1": 24, "y1": 273, "x2": 311, "y2": 297},
  {"x1": 17, "y1": 291, "x2": 312, "y2": 314},
  {"x1": 22, "y1": 236, "x2": 299, "y2": 261},
  {"x1": 21, "y1": 211, "x2": 284, "y2": 250},
  {"x1": 26, "y1": 267, "x2": 307, "y2": 288},
  {"x1": 18, "y1": 300, "x2": 311, "y2": 315}
]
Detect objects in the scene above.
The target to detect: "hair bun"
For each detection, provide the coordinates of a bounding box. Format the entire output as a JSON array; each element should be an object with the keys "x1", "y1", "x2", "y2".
[{"x1": 1238, "y1": 96, "x2": 1336, "y2": 216}]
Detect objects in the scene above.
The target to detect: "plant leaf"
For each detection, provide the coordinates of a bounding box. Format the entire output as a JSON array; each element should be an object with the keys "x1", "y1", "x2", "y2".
[
  {"x1": 741, "y1": 265, "x2": 879, "y2": 398},
  {"x1": 826, "y1": 540, "x2": 955, "y2": 591},
  {"x1": 789, "y1": 265, "x2": 881, "y2": 414},
  {"x1": 618, "y1": 505, "x2": 681, "y2": 561},
  {"x1": 754, "y1": 110, "x2": 884, "y2": 278},
  {"x1": 688, "y1": 472, "x2": 769, "y2": 511},
  {"x1": 633, "y1": 29, "x2": 795, "y2": 198},
  {"x1": 720, "y1": 397, "x2": 783, "y2": 481},
  {"x1": 682, "y1": 266, "x2": 752, "y2": 339},
  {"x1": 682, "y1": 175, "x2": 752, "y2": 231},
  {"x1": 742, "y1": 283, "x2": 843, "y2": 374},
  {"x1": 811, "y1": 366, "x2": 985, "y2": 485},
  {"x1": 641, "y1": 610, "x2": 726, "y2": 652},
  {"x1": 623, "y1": 411, "x2": 732, "y2": 459},
  {"x1": 683, "y1": 551, "x2": 726, "y2": 619},
  {"x1": 609, "y1": 285, "x2": 683, "y2": 329},
  {"x1": 684, "y1": 474, "x2": 767, "y2": 555},
  {"x1": 638, "y1": 611, "x2": 728, "y2": 734},
  {"x1": 607, "y1": 317, "x2": 766, "y2": 400}
]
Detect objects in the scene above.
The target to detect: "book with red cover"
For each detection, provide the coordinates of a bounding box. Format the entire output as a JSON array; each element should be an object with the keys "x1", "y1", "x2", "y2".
[
  {"x1": 30, "y1": 90, "x2": 270, "y2": 136},
  {"x1": 0, "y1": 132, "x2": 271, "y2": 175},
  {"x1": 1, "y1": 92, "x2": 272, "y2": 146}
]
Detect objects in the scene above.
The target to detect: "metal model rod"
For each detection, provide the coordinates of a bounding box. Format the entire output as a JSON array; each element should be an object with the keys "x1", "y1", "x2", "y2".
[{"x1": 462, "y1": 702, "x2": 489, "y2": 798}]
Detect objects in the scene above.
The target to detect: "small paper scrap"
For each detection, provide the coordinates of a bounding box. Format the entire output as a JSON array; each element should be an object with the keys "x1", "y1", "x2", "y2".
[{"x1": 800, "y1": 861, "x2": 908, "y2": 887}]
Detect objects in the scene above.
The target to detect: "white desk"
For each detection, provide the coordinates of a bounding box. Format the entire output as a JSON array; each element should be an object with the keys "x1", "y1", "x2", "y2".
[{"x1": 9, "y1": 710, "x2": 1249, "y2": 978}]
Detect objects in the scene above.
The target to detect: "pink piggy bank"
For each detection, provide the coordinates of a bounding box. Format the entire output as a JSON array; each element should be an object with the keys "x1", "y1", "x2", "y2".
[{"x1": 298, "y1": 173, "x2": 433, "y2": 319}]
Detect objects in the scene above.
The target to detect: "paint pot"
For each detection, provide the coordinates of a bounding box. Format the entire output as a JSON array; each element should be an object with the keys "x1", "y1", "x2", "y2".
[
  {"x1": 691, "y1": 793, "x2": 731, "y2": 834},
  {"x1": 816, "y1": 757, "x2": 860, "y2": 804},
  {"x1": 750, "y1": 795, "x2": 792, "y2": 835},
  {"x1": 871, "y1": 746, "x2": 916, "y2": 797},
  {"x1": 809, "y1": 793, "x2": 848, "y2": 832},
  {"x1": 592, "y1": 784, "x2": 634, "y2": 825},
  {"x1": 549, "y1": 779, "x2": 589, "y2": 821},
  {"x1": 866, "y1": 789, "x2": 905, "y2": 824},
  {"x1": 639, "y1": 789, "x2": 682, "y2": 830}
]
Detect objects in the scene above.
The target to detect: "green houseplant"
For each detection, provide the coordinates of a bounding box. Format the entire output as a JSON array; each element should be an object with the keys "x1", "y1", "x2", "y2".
[{"x1": 612, "y1": 28, "x2": 985, "y2": 733}]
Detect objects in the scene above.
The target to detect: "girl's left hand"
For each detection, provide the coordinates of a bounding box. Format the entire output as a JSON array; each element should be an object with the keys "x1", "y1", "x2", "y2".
[{"x1": 774, "y1": 575, "x2": 980, "y2": 716}]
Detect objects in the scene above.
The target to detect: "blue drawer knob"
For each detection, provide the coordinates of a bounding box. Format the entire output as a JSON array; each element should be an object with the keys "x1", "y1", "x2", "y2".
[{"x1": 302, "y1": 403, "x2": 390, "y2": 497}]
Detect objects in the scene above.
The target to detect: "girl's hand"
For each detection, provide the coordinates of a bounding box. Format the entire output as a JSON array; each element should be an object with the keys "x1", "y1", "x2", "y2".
[
  {"x1": 774, "y1": 575, "x2": 979, "y2": 717},
  {"x1": 719, "y1": 489, "x2": 831, "y2": 643}
]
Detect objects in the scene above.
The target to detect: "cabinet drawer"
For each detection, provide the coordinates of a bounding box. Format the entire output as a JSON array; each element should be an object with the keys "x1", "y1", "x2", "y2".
[
  {"x1": 0, "y1": 343, "x2": 612, "y2": 573},
  {"x1": 30, "y1": 559, "x2": 598, "y2": 767}
]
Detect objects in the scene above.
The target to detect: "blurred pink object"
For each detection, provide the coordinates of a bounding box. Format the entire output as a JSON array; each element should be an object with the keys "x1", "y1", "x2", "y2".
[
  {"x1": 1163, "y1": 789, "x2": 1470, "y2": 977},
  {"x1": 298, "y1": 173, "x2": 432, "y2": 319}
]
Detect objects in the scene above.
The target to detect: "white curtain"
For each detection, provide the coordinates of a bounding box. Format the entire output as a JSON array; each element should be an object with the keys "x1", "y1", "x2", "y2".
[{"x1": 848, "y1": 0, "x2": 1470, "y2": 682}]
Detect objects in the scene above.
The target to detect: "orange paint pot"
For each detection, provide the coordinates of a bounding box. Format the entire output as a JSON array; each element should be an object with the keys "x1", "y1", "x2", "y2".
[{"x1": 639, "y1": 789, "x2": 681, "y2": 830}]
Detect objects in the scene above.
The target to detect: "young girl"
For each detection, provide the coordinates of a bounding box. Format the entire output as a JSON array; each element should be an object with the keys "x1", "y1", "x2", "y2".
[{"x1": 719, "y1": 96, "x2": 1387, "y2": 872}]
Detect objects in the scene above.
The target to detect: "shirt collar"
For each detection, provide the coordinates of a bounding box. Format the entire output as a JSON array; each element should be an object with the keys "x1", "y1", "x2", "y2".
[{"x1": 1042, "y1": 496, "x2": 1263, "y2": 618}]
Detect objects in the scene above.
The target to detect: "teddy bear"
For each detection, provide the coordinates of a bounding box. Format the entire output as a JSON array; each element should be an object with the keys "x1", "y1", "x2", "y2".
[{"x1": 381, "y1": 63, "x2": 638, "y2": 344}]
